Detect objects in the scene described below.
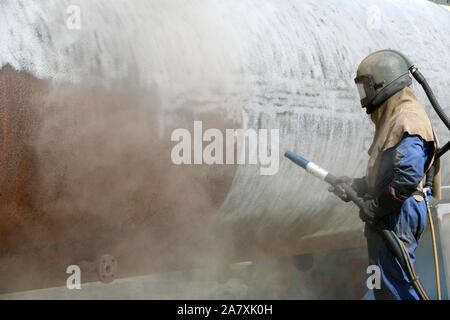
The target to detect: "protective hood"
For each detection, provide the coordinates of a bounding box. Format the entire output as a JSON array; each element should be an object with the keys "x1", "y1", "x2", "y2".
[{"x1": 366, "y1": 86, "x2": 441, "y2": 200}]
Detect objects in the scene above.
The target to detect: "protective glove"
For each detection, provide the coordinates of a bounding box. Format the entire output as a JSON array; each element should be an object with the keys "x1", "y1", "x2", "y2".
[
  {"x1": 352, "y1": 177, "x2": 369, "y2": 198},
  {"x1": 359, "y1": 200, "x2": 379, "y2": 225},
  {"x1": 359, "y1": 186, "x2": 404, "y2": 225},
  {"x1": 328, "y1": 176, "x2": 352, "y2": 202}
]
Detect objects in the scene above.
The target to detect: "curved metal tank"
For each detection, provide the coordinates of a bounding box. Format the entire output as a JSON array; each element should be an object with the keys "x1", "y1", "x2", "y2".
[{"x1": 0, "y1": 0, "x2": 449, "y2": 293}]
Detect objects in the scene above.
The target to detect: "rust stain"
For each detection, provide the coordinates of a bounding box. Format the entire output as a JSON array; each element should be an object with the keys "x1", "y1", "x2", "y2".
[{"x1": 0, "y1": 65, "x2": 240, "y2": 293}]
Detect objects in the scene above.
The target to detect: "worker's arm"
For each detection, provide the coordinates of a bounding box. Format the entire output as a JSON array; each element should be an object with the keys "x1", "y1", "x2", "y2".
[
  {"x1": 360, "y1": 134, "x2": 433, "y2": 224},
  {"x1": 389, "y1": 134, "x2": 433, "y2": 200}
]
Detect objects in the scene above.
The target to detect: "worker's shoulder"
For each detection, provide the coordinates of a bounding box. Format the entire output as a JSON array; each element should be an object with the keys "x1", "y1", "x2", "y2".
[
  {"x1": 389, "y1": 101, "x2": 435, "y2": 143},
  {"x1": 393, "y1": 101, "x2": 432, "y2": 125}
]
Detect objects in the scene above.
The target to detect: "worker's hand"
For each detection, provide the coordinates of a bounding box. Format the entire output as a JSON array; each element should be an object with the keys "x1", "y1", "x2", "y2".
[
  {"x1": 328, "y1": 176, "x2": 352, "y2": 202},
  {"x1": 359, "y1": 200, "x2": 378, "y2": 225},
  {"x1": 359, "y1": 186, "x2": 404, "y2": 225}
]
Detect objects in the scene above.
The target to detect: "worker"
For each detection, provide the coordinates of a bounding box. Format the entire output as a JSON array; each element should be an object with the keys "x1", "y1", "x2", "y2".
[{"x1": 329, "y1": 49, "x2": 441, "y2": 300}]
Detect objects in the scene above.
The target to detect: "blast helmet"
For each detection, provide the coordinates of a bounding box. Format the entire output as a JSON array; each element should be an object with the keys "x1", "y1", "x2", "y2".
[{"x1": 355, "y1": 49, "x2": 413, "y2": 114}]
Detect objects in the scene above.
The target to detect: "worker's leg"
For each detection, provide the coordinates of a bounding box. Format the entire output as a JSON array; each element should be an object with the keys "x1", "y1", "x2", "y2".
[
  {"x1": 365, "y1": 225, "x2": 411, "y2": 299},
  {"x1": 365, "y1": 196, "x2": 428, "y2": 300}
]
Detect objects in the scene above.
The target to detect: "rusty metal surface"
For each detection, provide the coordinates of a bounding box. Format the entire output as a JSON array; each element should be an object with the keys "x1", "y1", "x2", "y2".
[{"x1": 0, "y1": 67, "x2": 241, "y2": 292}]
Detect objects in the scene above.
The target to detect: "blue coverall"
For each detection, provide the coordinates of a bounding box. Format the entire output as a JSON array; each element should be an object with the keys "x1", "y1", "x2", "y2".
[{"x1": 365, "y1": 133, "x2": 434, "y2": 300}]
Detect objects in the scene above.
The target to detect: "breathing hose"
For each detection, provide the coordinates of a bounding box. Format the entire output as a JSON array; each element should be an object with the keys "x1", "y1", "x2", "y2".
[
  {"x1": 410, "y1": 66, "x2": 450, "y2": 132},
  {"x1": 410, "y1": 65, "x2": 450, "y2": 300}
]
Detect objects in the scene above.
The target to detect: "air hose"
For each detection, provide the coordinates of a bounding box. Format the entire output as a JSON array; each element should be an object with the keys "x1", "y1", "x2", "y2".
[
  {"x1": 410, "y1": 65, "x2": 450, "y2": 160},
  {"x1": 410, "y1": 66, "x2": 450, "y2": 132},
  {"x1": 391, "y1": 231, "x2": 429, "y2": 300},
  {"x1": 410, "y1": 65, "x2": 450, "y2": 300},
  {"x1": 423, "y1": 189, "x2": 440, "y2": 300},
  {"x1": 285, "y1": 151, "x2": 430, "y2": 300}
]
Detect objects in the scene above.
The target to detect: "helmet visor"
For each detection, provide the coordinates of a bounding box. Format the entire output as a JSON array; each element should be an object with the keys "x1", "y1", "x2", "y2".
[
  {"x1": 354, "y1": 74, "x2": 376, "y2": 108},
  {"x1": 356, "y1": 82, "x2": 366, "y2": 100}
]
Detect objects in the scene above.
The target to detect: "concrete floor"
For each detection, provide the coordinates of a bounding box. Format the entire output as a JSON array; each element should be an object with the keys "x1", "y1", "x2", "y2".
[{"x1": 0, "y1": 248, "x2": 370, "y2": 300}]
